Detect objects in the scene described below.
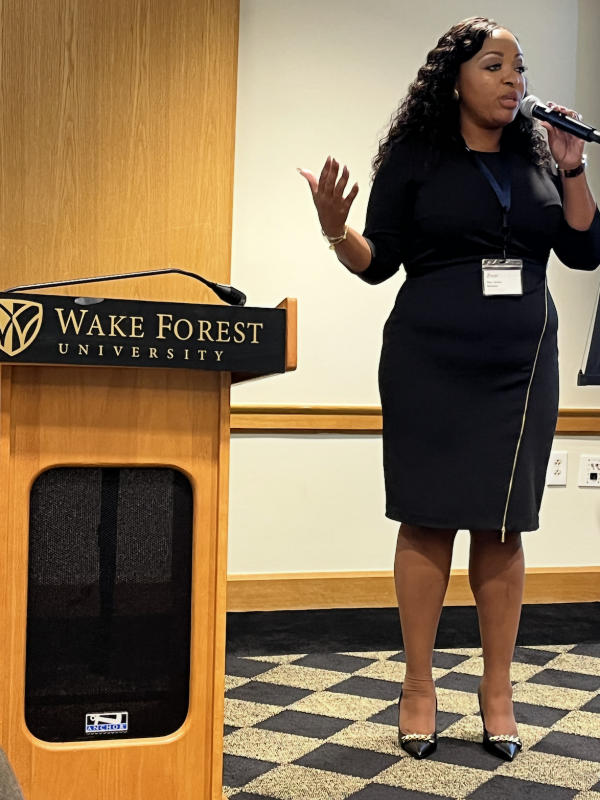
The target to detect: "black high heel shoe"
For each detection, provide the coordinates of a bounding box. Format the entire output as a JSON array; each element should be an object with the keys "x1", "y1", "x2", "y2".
[
  {"x1": 477, "y1": 685, "x2": 522, "y2": 761},
  {"x1": 398, "y1": 686, "x2": 438, "y2": 760}
]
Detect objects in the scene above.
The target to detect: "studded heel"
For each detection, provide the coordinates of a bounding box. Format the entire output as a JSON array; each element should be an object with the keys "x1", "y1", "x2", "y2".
[
  {"x1": 398, "y1": 686, "x2": 438, "y2": 760},
  {"x1": 477, "y1": 684, "x2": 522, "y2": 761}
]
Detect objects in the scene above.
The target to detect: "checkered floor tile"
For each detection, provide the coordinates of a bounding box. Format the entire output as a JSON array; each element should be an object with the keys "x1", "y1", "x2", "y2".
[{"x1": 223, "y1": 643, "x2": 600, "y2": 799}]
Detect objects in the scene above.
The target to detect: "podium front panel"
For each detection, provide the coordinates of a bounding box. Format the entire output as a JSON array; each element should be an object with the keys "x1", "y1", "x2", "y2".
[{"x1": 0, "y1": 364, "x2": 230, "y2": 800}]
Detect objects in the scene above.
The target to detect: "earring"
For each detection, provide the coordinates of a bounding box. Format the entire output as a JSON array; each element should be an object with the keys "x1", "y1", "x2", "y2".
[{"x1": 453, "y1": 88, "x2": 460, "y2": 102}]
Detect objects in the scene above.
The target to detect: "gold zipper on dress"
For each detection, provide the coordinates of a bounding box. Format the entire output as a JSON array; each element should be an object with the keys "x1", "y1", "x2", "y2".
[{"x1": 500, "y1": 277, "x2": 549, "y2": 543}]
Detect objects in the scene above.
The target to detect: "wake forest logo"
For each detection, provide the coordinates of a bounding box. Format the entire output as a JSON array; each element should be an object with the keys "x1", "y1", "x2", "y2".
[
  {"x1": 85, "y1": 711, "x2": 128, "y2": 734},
  {"x1": 0, "y1": 299, "x2": 43, "y2": 357}
]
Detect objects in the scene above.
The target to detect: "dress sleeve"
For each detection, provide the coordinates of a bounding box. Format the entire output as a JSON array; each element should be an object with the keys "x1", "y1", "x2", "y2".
[
  {"x1": 551, "y1": 170, "x2": 600, "y2": 271},
  {"x1": 357, "y1": 139, "x2": 419, "y2": 285}
]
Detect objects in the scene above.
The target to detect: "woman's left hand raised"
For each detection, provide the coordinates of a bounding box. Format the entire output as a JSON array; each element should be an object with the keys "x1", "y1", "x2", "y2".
[{"x1": 540, "y1": 102, "x2": 585, "y2": 171}]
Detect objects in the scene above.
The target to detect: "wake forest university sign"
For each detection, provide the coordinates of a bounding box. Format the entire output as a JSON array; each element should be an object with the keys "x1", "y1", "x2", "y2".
[{"x1": 0, "y1": 293, "x2": 286, "y2": 375}]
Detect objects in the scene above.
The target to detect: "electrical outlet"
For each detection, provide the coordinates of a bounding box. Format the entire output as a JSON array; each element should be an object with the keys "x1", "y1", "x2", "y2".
[
  {"x1": 546, "y1": 451, "x2": 568, "y2": 486},
  {"x1": 578, "y1": 455, "x2": 600, "y2": 487}
]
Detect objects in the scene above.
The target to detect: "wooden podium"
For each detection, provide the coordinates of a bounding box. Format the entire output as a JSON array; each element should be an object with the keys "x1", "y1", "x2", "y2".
[{"x1": 0, "y1": 289, "x2": 296, "y2": 800}]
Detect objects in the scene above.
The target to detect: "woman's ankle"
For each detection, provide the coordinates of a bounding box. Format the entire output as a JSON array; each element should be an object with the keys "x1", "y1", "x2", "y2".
[
  {"x1": 480, "y1": 674, "x2": 513, "y2": 695},
  {"x1": 403, "y1": 674, "x2": 436, "y2": 693},
  {"x1": 399, "y1": 674, "x2": 437, "y2": 735}
]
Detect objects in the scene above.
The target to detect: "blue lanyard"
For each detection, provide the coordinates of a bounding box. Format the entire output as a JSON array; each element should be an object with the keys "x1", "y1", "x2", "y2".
[{"x1": 467, "y1": 147, "x2": 512, "y2": 259}]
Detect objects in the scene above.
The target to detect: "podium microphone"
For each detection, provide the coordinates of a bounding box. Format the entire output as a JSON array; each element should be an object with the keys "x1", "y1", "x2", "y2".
[
  {"x1": 4, "y1": 267, "x2": 247, "y2": 306},
  {"x1": 520, "y1": 95, "x2": 600, "y2": 143}
]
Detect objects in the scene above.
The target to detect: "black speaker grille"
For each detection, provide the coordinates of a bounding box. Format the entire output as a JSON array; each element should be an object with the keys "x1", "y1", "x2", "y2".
[{"x1": 25, "y1": 467, "x2": 193, "y2": 742}]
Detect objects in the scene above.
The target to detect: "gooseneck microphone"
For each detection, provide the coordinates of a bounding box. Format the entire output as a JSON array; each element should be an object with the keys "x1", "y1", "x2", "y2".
[
  {"x1": 520, "y1": 95, "x2": 600, "y2": 144},
  {"x1": 5, "y1": 267, "x2": 247, "y2": 306}
]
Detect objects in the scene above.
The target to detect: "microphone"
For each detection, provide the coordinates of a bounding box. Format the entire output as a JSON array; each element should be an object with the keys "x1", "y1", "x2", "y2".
[
  {"x1": 4, "y1": 267, "x2": 247, "y2": 306},
  {"x1": 520, "y1": 95, "x2": 600, "y2": 144}
]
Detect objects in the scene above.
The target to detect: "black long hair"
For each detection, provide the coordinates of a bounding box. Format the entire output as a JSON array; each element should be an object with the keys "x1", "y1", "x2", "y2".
[{"x1": 372, "y1": 17, "x2": 551, "y2": 177}]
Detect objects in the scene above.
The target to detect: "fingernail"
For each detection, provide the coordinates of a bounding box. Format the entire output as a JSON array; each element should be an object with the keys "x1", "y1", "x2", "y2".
[{"x1": 296, "y1": 167, "x2": 302, "y2": 172}]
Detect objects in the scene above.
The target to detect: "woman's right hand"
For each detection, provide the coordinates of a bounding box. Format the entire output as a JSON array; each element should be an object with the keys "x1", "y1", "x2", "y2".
[{"x1": 298, "y1": 156, "x2": 359, "y2": 238}]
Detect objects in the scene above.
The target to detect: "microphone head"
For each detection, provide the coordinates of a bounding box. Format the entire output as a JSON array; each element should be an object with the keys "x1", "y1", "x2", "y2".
[
  {"x1": 519, "y1": 95, "x2": 540, "y2": 119},
  {"x1": 212, "y1": 283, "x2": 247, "y2": 306}
]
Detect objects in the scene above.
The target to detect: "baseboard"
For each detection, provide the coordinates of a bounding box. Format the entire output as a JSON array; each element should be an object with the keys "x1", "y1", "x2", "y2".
[{"x1": 226, "y1": 567, "x2": 600, "y2": 611}]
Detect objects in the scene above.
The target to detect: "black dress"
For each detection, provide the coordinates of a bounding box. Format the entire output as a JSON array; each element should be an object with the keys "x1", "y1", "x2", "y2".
[{"x1": 360, "y1": 137, "x2": 600, "y2": 535}]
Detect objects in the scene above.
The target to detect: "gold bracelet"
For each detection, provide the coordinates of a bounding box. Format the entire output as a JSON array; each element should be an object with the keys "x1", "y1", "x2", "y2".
[{"x1": 322, "y1": 224, "x2": 349, "y2": 249}]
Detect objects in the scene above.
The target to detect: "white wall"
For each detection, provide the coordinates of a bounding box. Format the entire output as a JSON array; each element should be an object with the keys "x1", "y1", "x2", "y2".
[
  {"x1": 228, "y1": 0, "x2": 600, "y2": 576},
  {"x1": 228, "y1": 435, "x2": 600, "y2": 572}
]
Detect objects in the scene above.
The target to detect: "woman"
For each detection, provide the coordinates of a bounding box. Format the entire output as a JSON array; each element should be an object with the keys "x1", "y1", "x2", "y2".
[{"x1": 299, "y1": 17, "x2": 600, "y2": 761}]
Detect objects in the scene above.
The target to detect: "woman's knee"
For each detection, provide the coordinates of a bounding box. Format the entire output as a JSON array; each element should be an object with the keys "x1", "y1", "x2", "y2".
[
  {"x1": 397, "y1": 523, "x2": 458, "y2": 551},
  {"x1": 468, "y1": 531, "x2": 525, "y2": 591}
]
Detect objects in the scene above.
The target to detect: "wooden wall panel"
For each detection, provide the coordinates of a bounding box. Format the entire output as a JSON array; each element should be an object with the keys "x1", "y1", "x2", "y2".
[
  {"x1": 0, "y1": 0, "x2": 238, "y2": 303},
  {"x1": 0, "y1": 1, "x2": 239, "y2": 797}
]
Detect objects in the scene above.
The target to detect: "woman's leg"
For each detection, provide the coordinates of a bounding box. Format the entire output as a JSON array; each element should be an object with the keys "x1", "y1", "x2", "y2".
[
  {"x1": 468, "y1": 530, "x2": 525, "y2": 736},
  {"x1": 395, "y1": 523, "x2": 458, "y2": 733}
]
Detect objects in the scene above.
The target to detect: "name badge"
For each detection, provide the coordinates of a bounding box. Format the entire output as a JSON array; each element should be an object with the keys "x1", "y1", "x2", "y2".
[{"x1": 482, "y1": 259, "x2": 523, "y2": 296}]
